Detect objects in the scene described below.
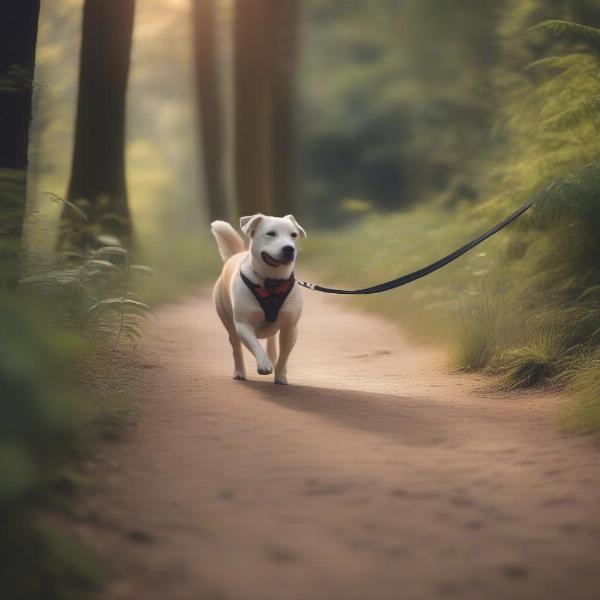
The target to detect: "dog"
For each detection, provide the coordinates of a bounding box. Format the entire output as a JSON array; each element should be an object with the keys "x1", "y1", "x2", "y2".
[{"x1": 211, "y1": 213, "x2": 306, "y2": 385}]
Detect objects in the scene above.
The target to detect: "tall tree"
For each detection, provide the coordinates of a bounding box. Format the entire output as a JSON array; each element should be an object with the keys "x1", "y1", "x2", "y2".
[
  {"x1": 232, "y1": 0, "x2": 299, "y2": 217},
  {"x1": 269, "y1": 0, "x2": 300, "y2": 215},
  {"x1": 0, "y1": 0, "x2": 41, "y2": 287},
  {"x1": 59, "y1": 0, "x2": 135, "y2": 251},
  {"x1": 193, "y1": 0, "x2": 228, "y2": 221}
]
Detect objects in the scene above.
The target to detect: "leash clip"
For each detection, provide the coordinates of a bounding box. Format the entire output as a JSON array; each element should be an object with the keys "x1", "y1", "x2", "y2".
[{"x1": 297, "y1": 280, "x2": 316, "y2": 291}]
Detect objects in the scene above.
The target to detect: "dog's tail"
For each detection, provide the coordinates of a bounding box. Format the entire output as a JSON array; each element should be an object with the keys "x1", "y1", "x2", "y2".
[{"x1": 210, "y1": 220, "x2": 245, "y2": 262}]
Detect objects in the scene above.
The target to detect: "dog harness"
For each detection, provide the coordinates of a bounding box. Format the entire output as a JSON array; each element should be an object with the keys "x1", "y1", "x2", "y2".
[{"x1": 240, "y1": 271, "x2": 295, "y2": 322}]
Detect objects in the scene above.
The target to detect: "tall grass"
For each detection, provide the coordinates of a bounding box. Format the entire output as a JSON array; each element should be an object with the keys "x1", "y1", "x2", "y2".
[
  {"x1": 2, "y1": 197, "x2": 168, "y2": 598},
  {"x1": 302, "y1": 185, "x2": 600, "y2": 426},
  {"x1": 451, "y1": 285, "x2": 510, "y2": 372},
  {"x1": 301, "y1": 17, "x2": 600, "y2": 434},
  {"x1": 561, "y1": 353, "x2": 600, "y2": 437},
  {"x1": 0, "y1": 293, "x2": 104, "y2": 600}
]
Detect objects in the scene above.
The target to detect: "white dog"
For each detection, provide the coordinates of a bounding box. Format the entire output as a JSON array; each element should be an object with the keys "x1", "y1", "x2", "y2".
[{"x1": 211, "y1": 213, "x2": 306, "y2": 385}]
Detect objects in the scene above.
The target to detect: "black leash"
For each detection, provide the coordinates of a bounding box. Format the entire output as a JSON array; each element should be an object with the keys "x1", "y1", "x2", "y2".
[{"x1": 297, "y1": 197, "x2": 534, "y2": 295}]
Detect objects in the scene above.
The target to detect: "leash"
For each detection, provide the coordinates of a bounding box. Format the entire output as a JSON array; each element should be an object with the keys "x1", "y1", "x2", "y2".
[{"x1": 297, "y1": 197, "x2": 534, "y2": 295}]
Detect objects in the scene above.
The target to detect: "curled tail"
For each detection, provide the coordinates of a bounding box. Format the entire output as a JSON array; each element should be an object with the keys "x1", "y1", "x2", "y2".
[{"x1": 210, "y1": 220, "x2": 245, "y2": 262}]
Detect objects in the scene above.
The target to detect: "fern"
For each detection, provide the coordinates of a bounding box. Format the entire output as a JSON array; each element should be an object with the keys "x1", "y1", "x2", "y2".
[
  {"x1": 530, "y1": 20, "x2": 600, "y2": 53},
  {"x1": 20, "y1": 242, "x2": 152, "y2": 347},
  {"x1": 44, "y1": 192, "x2": 89, "y2": 222},
  {"x1": 541, "y1": 96, "x2": 600, "y2": 131},
  {"x1": 527, "y1": 53, "x2": 597, "y2": 74},
  {"x1": 0, "y1": 64, "x2": 33, "y2": 92},
  {"x1": 495, "y1": 18, "x2": 600, "y2": 202}
]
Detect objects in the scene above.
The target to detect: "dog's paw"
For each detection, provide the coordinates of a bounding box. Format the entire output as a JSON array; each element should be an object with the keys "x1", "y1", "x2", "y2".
[
  {"x1": 257, "y1": 358, "x2": 273, "y2": 375},
  {"x1": 274, "y1": 367, "x2": 288, "y2": 385},
  {"x1": 233, "y1": 372, "x2": 246, "y2": 381}
]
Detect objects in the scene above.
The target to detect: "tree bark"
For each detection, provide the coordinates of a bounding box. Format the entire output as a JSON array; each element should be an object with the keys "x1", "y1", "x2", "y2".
[
  {"x1": 59, "y1": 0, "x2": 135, "y2": 251},
  {"x1": 232, "y1": 0, "x2": 299, "y2": 217},
  {"x1": 193, "y1": 0, "x2": 228, "y2": 222},
  {"x1": 0, "y1": 0, "x2": 41, "y2": 287},
  {"x1": 269, "y1": 0, "x2": 299, "y2": 216}
]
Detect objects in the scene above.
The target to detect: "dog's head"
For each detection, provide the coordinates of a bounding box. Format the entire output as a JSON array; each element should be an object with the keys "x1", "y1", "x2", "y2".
[{"x1": 240, "y1": 213, "x2": 307, "y2": 277}]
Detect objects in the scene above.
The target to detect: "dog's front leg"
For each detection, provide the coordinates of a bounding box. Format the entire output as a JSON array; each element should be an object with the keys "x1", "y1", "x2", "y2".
[
  {"x1": 235, "y1": 322, "x2": 273, "y2": 375},
  {"x1": 275, "y1": 325, "x2": 298, "y2": 385}
]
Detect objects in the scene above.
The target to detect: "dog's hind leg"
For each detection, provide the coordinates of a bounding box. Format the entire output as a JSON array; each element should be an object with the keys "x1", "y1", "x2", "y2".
[
  {"x1": 229, "y1": 333, "x2": 246, "y2": 380},
  {"x1": 215, "y1": 285, "x2": 246, "y2": 380},
  {"x1": 221, "y1": 321, "x2": 246, "y2": 380},
  {"x1": 267, "y1": 335, "x2": 278, "y2": 364},
  {"x1": 275, "y1": 325, "x2": 298, "y2": 385}
]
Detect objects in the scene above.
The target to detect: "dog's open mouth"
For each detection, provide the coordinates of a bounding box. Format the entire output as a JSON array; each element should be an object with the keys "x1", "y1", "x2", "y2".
[{"x1": 261, "y1": 251, "x2": 292, "y2": 267}]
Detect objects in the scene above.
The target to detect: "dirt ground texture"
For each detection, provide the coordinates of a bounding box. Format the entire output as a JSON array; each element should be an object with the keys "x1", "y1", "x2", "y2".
[{"x1": 70, "y1": 289, "x2": 600, "y2": 600}]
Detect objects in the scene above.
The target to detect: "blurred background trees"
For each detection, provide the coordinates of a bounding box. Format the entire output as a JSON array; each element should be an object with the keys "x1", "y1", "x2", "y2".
[
  {"x1": 0, "y1": 0, "x2": 40, "y2": 287},
  {"x1": 59, "y1": 0, "x2": 135, "y2": 251},
  {"x1": 4, "y1": 2, "x2": 600, "y2": 595},
  {"x1": 297, "y1": 0, "x2": 600, "y2": 224},
  {"x1": 193, "y1": 0, "x2": 227, "y2": 221},
  {"x1": 20, "y1": 0, "x2": 600, "y2": 253},
  {"x1": 233, "y1": 0, "x2": 299, "y2": 217},
  {"x1": 297, "y1": 0, "x2": 500, "y2": 224}
]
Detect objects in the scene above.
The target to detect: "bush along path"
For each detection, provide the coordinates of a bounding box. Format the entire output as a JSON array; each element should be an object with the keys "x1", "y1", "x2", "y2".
[{"x1": 68, "y1": 288, "x2": 600, "y2": 600}]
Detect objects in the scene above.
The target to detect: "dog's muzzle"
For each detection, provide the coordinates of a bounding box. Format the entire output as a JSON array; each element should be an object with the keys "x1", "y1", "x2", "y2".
[{"x1": 261, "y1": 247, "x2": 295, "y2": 267}]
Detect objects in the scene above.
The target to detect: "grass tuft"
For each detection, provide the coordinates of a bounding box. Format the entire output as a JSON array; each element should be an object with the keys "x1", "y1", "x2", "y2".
[
  {"x1": 451, "y1": 286, "x2": 508, "y2": 372},
  {"x1": 561, "y1": 353, "x2": 600, "y2": 436},
  {"x1": 500, "y1": 333, "x2": 561, "y2": 389}
]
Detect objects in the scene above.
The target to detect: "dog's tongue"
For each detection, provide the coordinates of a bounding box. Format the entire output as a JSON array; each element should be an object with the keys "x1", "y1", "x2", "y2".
[{"x1": 262, "y1": 251, "x2": 289, "y2": 267}]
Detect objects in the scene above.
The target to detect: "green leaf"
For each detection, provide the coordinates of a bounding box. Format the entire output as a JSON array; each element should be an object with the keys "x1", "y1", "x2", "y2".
[
  {"x1": 530, "y1": 20, "x2": 600, "y2": 52},
  {"x1": 541, "y1": 96, "x2": 600, "y2": 131},
  {"x1": 84, "y1": 259, "x2": 119, "y2": 271}
]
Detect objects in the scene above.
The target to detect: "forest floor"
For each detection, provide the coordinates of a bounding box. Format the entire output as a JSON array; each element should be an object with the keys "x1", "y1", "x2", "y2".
[{"x1": 68, "y1": 289, "x2": 600, "y2": 600}]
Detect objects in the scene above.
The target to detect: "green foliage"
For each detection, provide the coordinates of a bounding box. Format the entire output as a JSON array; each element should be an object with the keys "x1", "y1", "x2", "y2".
[
  {"x1": 0, "y1": 64, "x2": 33, "y2": 92},
  {"x1": 530, "y1": 19, "x2": 600, "y2": 51},
  {"x1": 451, "y1": 286, "x2": 510, "y2": 372},
  {"x1": 57, "y1": 194, "x2": 131, "y2": 253},
  {"x1": 499, "y1": 328, "x2": 564, "y2": 388},
  {"x1": 0, "y1": 168, "x2": 27, "y2": 288},
  {"x1": 2, "y1": 185, "x2": 151, "y2": 599},
  {"x1": 301, "y1": 202, "x2": 503, "y2": 338},
  {"x1": 531, "y1": 162, "x2": 600, "y2": 227},
  {"x1": 299, "y1": 0, "x2": 500, "y2": 223},
  {"x1": 21, "y1": 244, "x2": 152, "y2": 347},
  {"x1": 0, "y1": 293, "x2": 103, "y2": 599},
  {"x1": 562, "y1": 352, "x2": 600, "y2": 436},
  {"x1": 301, "y1": 3, "x2": 600, "y2": 436}
]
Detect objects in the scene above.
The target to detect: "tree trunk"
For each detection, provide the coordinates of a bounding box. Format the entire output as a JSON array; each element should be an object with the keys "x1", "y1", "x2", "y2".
[
  {"x1": 232, "y1": 0, "x2": 299, "y2": 217},
  {"x1": 0, "y1": 0, "x2": 41, "y2": 287},
  {"x1": 59, "y1": 0, "x2": 135, "y2": 251},
  {"x1": 193, "y1": 0, "x2": 228, "y2": 222},
  {"x1": 269, "y1": 0, "x2": 299, "y2": 216}
]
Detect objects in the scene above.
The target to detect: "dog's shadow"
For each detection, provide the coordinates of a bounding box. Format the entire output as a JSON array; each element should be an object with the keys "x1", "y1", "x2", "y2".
[{"x1": 240, "y1": 380, "x2": 455, "y2": 448}]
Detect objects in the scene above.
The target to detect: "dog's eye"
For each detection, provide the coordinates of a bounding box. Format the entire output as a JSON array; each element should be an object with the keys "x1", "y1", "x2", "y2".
[
  {"x1": 265, "y1": 231, "x2": 276, "y2": 237},
  {"x1": 290, "y1": 232, "x2": 298, "y2": 239}
]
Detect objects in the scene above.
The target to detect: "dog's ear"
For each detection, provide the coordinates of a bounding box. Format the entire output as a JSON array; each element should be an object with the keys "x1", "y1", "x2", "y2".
[
  {"x1": 240, "y1": 214, "x2": 264, "y2": 237},
  {"x1": 284, "y1": 214, "x2": 307, "y2": 238}
]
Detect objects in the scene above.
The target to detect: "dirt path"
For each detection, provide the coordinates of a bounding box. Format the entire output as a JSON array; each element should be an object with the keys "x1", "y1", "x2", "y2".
[{"x1": 73, "y1": 290, "x2": 600, "y2": 600}]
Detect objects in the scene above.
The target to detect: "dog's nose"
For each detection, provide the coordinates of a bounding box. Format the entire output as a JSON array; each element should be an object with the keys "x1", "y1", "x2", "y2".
[{"x1": 281, "y1": 245, "x2": 295, "y2": 257}]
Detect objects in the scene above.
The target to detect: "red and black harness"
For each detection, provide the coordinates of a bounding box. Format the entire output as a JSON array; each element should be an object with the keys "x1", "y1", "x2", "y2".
[{"x1": 240, "y1": 271, "x2": 295, "y2": 322}]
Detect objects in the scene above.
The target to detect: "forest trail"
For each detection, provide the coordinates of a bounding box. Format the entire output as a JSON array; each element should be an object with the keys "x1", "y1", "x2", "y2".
[{"x1": 74, "y1": 289, "x2": 600, "y2": 600}]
